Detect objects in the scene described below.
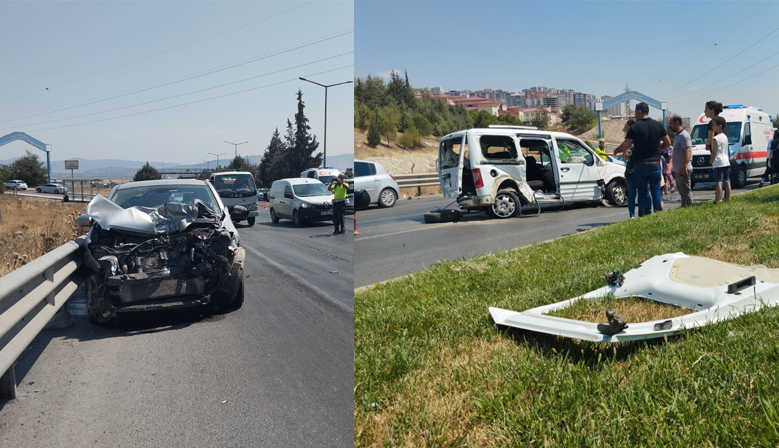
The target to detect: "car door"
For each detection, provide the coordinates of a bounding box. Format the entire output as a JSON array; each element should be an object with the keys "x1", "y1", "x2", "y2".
[
  {"x1": 554, "y1": 138, "x2": 601, "y2": 202},
  {"x1": 278, "y1": 184, "x2": 294, "y2": 218},
  {"x1": 354, "y1": 161, "x2": 379, "y2": 203},
  {"x1": 439, "y1": 136, "x2": 465, "y2": 198}
]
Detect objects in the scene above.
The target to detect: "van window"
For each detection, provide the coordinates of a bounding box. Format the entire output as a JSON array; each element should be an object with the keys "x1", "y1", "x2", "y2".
[
  {"x1": 355, "y1": 162, "x2": 376, "y2": 177},
  {"x1": 479, "y1": 135, "x2": 517, "y2": 160},
  {"x1": 284, "y1": 185, "x2": 293, "y2": 199},
  {"x1": 440, "y1": 137, "x2": 469, "y2": 168},
  {"x1": 521, "y1": 139, "x2": 553, "y2": 170},
  {"x1": 727, "y1": 123, "x2": 741, "y2": 145},
  {"x1": 556, "y1": 139, "x2": 594, "y2": 166}
]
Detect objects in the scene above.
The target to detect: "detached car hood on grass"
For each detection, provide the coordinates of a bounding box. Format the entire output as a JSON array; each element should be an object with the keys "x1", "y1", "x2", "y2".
[
  {"x1": 490, "y1": 253, "x2": 779, "y2": 342},
  {"x1": 85, "y1": 194, "x2": 203, "y2": 235}
]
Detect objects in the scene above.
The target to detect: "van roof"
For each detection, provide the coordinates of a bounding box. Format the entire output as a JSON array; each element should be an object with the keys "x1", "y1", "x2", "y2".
[
  {"x1": 273, "y1": 177, "x2": 329, "y2": 186},
  {"x1": 441, "y1": 127, "x2": 573, "y2": 140},
  {"x1": 695, "y1": 107, "x2": 771, "y2": 126}
]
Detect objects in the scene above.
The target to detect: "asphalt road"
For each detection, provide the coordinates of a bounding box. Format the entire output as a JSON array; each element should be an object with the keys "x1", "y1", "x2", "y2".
[
  {"x1": 354, "y1": 178, "x2": 764, "y2": 288},
  {"x1": 0, "y1": 206, "x2": 354, "y2": 447}
]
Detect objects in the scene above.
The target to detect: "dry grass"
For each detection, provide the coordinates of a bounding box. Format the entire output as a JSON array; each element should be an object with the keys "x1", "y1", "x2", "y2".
[
  {"x1": 400, "y1": 185, "x2": 441, "y2": 198},
  {"x1": 0, "y1": 194, "x2": 85, "y2": 277},
  {"x1": 547, "y1": 295, "x2": 695, "y2": 323}
]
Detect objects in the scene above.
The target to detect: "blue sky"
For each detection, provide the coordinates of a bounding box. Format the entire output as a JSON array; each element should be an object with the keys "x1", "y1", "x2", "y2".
[
  {"x1": 356, "y1": 0, "x2": 779, "y2": 122},
  {"x1": 0, "y1": 0, "x2": 354, "y2": 168}
]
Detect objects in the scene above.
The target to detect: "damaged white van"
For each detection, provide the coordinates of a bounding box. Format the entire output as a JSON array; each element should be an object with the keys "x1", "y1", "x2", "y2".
[
  {"x1": 689, "y1": 105, "x2": 773, "y2": 188},
  {"x1": 437, "y1": 126, "x2": 627, "y2": 218}
]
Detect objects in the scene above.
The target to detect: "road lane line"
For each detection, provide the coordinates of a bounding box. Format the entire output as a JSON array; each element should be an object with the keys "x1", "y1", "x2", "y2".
[{"x1": 242, "y1": 244, "x2": 353, "y2": 314}]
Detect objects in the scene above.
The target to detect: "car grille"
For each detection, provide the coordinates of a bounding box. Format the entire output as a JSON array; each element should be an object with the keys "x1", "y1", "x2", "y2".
[
  {"x1": 313, "y1": 203, "x2": 332, "y2": 211},
  {"x1": 693, "y1": 156, "x2": 711, "y2": 168}
]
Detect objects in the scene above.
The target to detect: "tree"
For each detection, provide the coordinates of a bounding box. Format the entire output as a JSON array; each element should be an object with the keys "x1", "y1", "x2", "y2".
[
  {"x1": 290, "y1": 90, "x2": 322, "y2": 171},
  {"x1": 562, "y1": 105, "x2": 596, "y2": 133},
  {"x1": 378, "y1": 106, "x2": 398, "y2": 146},
  {"x1": 532, "y1": 105, "x2": 550, "y2": 129},
  {"x1": 397, "y1": 126, "x2": 421, "y2": 149},
  {"x1": 258, "y1": 127, "x2": 286, "y2": 187},
  {"x1": 367, "y1": 112, "x2": 382, "y2": 147},
  {"x1": 410, "y1": 114, "x2": 434, "y2": 137},
  {"x1": 6, "y1": 150, "x2": 48, "y2": 186},
  {"x1": 133, "y1": 162, "x2": 162, "y2": 181},
  {"x1": 469, "y1": 110, "x2": 498, "y2": 128}
]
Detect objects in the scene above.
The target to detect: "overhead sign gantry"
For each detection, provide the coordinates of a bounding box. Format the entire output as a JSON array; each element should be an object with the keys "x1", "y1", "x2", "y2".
[{"x1": 0, "y1": 132, "x2": 52, "y2": 183}]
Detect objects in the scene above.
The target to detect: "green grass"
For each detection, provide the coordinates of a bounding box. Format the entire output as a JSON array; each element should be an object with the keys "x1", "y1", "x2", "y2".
[{"x1": 355, "y1": 187, "x2": 779, "y2": 447}]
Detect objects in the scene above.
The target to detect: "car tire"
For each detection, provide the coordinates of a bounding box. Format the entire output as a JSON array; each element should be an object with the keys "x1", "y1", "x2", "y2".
[
  {"x1": 293, "y1": 210, "x2": 303, "y2": 227},
  {"x1": 247, "y1": 217, "x2": 255, "y2": 226},
  {"x1": 270, "y1": 208, "x2": 279, "y2": 224},
  {"x1": 36, "y1": 188, "x2": 41, "y2": 193},
  {"x1": 486, "y1": 189, "x2": 519, "y2": 219},
  {"x1": 731, "y1": 164, "x2": 747, "y2": 189},
  {"x1": 423, "y1": 209, "x2": 460, "y2": 224},
  {"x1": 54, "y1": 190, "x2": 59, "y2": 194},
  {"x1": 378, "y1": 188, "x2": 397, "y2": 208},
  {"x1": 606, "y1": 180, "x2": 627, "y2": 206}
]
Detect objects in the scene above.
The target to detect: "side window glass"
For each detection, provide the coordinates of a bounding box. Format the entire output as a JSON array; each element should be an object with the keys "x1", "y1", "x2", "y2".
[
  {"x1": 355, "y1": 162, "x2": 371, "y2": 177},
  {"x1": 284, "y1": 185, "x2": 293, "y2": 199},
  {"x1": 368, "y1": 163, "x2": 377, "y2": 176},
  {"x1": 557, "y1": 139, "x2": 594, "y2": 166},
  {"x1": 479, "y1": 135, "x2": 518, "y2": 161}
]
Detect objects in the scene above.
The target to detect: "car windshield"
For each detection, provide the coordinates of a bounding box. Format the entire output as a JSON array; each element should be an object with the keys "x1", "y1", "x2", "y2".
[
  {"x1": 213, "y1": 174, "x2": 256, "y2": 194},
  {"x1": 293, "y1": 183, "x2": 332, "y2": 197},
  {"x1": 110, "y1": 184, "x2": 220, "y2": 213},
  {"x1": 318, "y1": 175, "x2": 337, "y2": 184},
  {"x1": 690, "y1": 122, "x2": 741, "y2": 145}
]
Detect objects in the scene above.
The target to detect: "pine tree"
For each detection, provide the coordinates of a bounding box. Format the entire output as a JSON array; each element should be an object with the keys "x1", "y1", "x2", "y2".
[
  {"x1": 291, "y1": 89, "x2": 322, "y2": 171},
  {"x1": 259, "y1": 128, "x2": 286, "y2": 186},
  {"x1": 133, "y1": 162, "x2": 162, "y2": 181},
  {"x1": 367, "y1": 112, "x2": 382, "y2": 147}
]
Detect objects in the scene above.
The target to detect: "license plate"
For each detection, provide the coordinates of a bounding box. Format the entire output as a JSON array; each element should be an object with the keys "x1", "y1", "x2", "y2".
[
  {"x1": 320, "y1": 211, "x2": 333, "y2": 216},
  {"x1": 693, "y1": 174, "x2": 709, "y2": 180}
]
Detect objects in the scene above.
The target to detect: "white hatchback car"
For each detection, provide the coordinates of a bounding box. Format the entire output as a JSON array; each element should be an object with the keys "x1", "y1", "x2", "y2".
[
  {"x1": 4, "y1": 180, "x2": 28, "y2": 190},
  {"x1": 353, "y1": 160, "x2": 399, "y2": 208},
  {"x1": 438, "y1": 126, "x2": 627, "y2": 219},
  {"x1": 36, "y1": 183, "x2": 68, "y2": 194}
]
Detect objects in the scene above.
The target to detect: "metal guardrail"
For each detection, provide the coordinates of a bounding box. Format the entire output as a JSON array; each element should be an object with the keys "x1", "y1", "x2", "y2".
[
  {"x1": 394, "y1": 173, "x2": 440, "y2": 196},
  {"x1": 0, "y1": 236, "x2": 86, "y2": 399}
]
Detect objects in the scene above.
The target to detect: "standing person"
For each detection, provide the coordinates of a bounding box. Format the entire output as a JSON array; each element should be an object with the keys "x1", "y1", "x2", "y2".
[
  {"x1": 613, "y1": 119, "x2": 648, "y2": 218},
  {"x1": 704, "y1": 100, "x2": 724, "y2": 154},
  {"x1": 595, "y1": 139, "x2": 608, "y2": 161},
  {"x1": 328, "y1": 173, "x2": 348, "y2": 235},
  {"x1": 614, "y1": 102, "x2": 672, "y2": 216},
  {"x1": 670, "y1": 115, "x2": 693, "y2": 206},
  {"x1": 770, "y1": 130, "x2": 779, "y2": 185},
  {"x1": 710, "y1": 116, "x2": 731, "y2": 204},
  {"x1": 662, "y1": 145, "x2": 675, "y2": 194}
]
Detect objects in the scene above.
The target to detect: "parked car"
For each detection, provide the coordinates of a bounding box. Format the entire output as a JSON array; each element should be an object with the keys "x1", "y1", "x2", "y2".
[
  {"x1": 345, "y1": 179, "x2": 355, "y2": 214},
  {"x1": 268, "y1": 178, "x2": 335, "y2": 226},
  {"x1": 437, "y1": 125, "x2": 627, "y2": 219},
  {"x1": 79, "y1": 179, "x2": 245, "y2": 324},
  {"x1": 353, "y1": 159, "x2": 399, "y2": 208},
  {"x1": 4, "y1": 180, "x2": 28, "y2": 190},
  {"x1": 36, "y1": 183, "x2": 68, "y2": 194}
]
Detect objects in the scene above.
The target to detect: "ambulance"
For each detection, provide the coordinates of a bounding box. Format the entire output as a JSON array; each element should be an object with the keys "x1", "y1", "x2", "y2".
[
  {"x1": 689, "y1": 105, "x2": 773, "y2": 188},
  {"x1": 300, "y1": 167, "x2": 341, "y2": 185}
]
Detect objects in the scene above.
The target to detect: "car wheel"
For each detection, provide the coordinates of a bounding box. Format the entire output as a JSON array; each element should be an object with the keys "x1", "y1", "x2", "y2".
[
  {"x1": 423, "y1": 209, "x2": 460, "y2": 224},
  {"x1": 606, "y1": 180, "x2": 627, "y2": 206},
  {"x1": 36, "y1": 188, "x2": 41, "y2": 193},
  {"x1": 247, "y1": 217, "x2": 255, "y2": 226},
  {"x1": 378, "y1": 188, "x2": 397, "y2": 208},
  {"x1": 54, "y1": 189, "x2": 59, "y2": 194},
  {"x1": 487, "y1": 190, "x2": 519, "y2": 219},
  {"x1": 293, "y1": 210, "x2": 303, "y2": 227},
  {"x1": 270, "y1": 208, "x2": 279, "y2": 224},
  {"x1": 731, "y1": 164, "x2": 747, "y2": 189}
]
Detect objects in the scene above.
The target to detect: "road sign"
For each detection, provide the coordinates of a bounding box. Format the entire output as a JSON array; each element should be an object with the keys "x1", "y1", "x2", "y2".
[{"x1": 64, "y1": 160, "x2": 79, "y2": 170}]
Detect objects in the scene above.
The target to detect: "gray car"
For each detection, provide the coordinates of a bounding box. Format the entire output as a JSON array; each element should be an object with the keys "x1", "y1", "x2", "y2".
[
  {"x1": 36, "y1": 183, "x2": 68, "y2": 194},
  {"x1": 268, "y1": 178, "x2": 336, "y2": 226},
  {"x1": 353, "y1": 159, "x2": 399, "y2": 208},
  {"x1": 79, "y1": 179, "x2": 244, "y2": 324},
  {"x1": 4, "y1": 180, "x2": 27, "y2": 190}
]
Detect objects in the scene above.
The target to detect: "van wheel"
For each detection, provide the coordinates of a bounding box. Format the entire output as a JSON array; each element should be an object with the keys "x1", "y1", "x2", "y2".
[
  {"x1": 731, "y1": 165, "x2": 747, "y2": 189},
  {"x1": 486, "y1": 190, "x2": 519, "y2": 219},
  {"x1": 293, "y1": 210, "x2": 303, "y2": 227},
  {"x1": 247, "y1": 217, "x2": 255, "y2": 226},
  {"x1": 36, "y1": 187, "x2": 41, "y2": 192},
  {"x1": 378, "y1": 188, "x2": 397, "y2": 208},
  {"x1": 606, "y1": 181, "x2": 627, "y2": 206},
  {"x1": 270, "y1": 208, "x2": 279, "y2": 224},
  {"x1": 423, "y1": 209, "x2": 460, "y2": 224}
]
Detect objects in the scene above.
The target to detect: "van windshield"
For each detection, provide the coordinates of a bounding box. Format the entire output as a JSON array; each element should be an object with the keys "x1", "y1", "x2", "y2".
[
  {"x1": 318, "y1": 175, "x2": 336, "y2": 184},
  {"x1": 690, "y1": 123, "x2": 740, "y2": 145},
  {"x1": 293, "y1": 183, "x2": 332, "y2": 197},
  {"x1": 213, "y1": 173, "x2": 256, "y2": 198}
]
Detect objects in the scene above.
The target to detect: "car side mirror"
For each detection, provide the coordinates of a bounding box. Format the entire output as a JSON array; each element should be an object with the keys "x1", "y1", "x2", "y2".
[
  {"x1": 284, "y1": 192, "x2": 293, "y2": 199},
  {"x1": 76, "y1": 214, "x2": 91, "y2": 227}
]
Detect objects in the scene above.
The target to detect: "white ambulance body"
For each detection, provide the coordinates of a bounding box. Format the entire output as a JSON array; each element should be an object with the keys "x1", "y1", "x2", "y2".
[{"x1": 689, "y1": 105, "x2": 773, "y2": 188}]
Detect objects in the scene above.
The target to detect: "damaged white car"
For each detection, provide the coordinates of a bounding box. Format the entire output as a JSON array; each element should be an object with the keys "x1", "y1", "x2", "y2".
[
  {"x1": 79, "y1": 180, "x2": 245, "y2": 324},
  {"x1": 490, "y1": 253, "x2": 779, "y2": 342}
]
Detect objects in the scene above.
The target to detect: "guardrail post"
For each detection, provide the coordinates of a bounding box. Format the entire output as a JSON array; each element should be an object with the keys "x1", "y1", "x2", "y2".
[{"x1": 0, "y1": 365, "x2": 17, "y2": 399}]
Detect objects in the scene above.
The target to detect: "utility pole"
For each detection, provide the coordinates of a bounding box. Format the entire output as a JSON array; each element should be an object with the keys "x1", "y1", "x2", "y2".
[
  {"x1": 201, "y1": 158, "x2": 211, "y2": 171},
  {"x1": 299, "y1": 77, "x2": 352, "y2": 168},
  {"x1": 224, "y1": 141, "x2": 248, "y2": 158},
  {"x1": 209, "y1": 152, "x2": 226, "y2": 170}
]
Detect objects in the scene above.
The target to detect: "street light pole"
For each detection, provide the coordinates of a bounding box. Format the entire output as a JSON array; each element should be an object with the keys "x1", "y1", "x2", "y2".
[
  {"x1": 201, "y1": 159, "x2": 211, "y2": 171},
  {"x1": 224, "y1": 141, "x2": 248, "y2": 159},
  {"x1": 209, "y1": 152, "x2": 226, "y2": 170},
  {"x1": 299, "y1": 77, "x2": 352, "y2": 168}
]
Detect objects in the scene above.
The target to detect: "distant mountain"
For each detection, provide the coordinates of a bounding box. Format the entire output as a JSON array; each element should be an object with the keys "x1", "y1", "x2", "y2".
[{"x1": 2, "y1": 154, "x2": 354, "y2": 179}]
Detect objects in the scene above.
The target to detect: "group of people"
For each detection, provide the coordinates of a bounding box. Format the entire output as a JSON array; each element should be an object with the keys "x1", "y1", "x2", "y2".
[{"x1": 609, "y1": 100, "x2": 744, "y2": 219}]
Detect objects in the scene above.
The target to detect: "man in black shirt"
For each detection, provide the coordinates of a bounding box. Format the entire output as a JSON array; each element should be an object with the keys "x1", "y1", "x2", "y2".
[{"x1": 614, "y1": 102, "x2": 672, "y2": 216}]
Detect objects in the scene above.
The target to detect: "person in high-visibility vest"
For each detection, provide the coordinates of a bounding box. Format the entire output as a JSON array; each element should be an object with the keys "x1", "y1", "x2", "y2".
[
  {"x1": 262, "y1": 187, "x2": 269, "y2": 201},
  {"x1": 594, "y1": 139, "x2": 608, "y2": 161}
]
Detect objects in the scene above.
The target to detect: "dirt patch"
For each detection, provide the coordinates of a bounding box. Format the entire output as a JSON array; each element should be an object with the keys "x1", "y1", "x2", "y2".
[{"x1": 578, "y1": 118, "x2": 630, "y2": 144}]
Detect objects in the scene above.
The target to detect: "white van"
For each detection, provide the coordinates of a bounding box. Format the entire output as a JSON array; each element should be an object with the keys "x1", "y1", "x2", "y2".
[
  {"x1": 209, "y1": 171, "x2": 259, "y2": 226},
  {"x1": 301, "y1": 167, "x2": 341, "y2": 185},
  {"x1": 268, "y1": 178, "x2": 335, "y2": 227},
  {"x1": 689, "y1": 105, "x2": 774, "y2": 188},
  {"x1": 438, "y1": 126, "x2": 626, "y2": 219}
]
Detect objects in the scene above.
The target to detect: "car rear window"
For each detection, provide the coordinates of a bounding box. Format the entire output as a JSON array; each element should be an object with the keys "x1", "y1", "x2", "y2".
[{"x1": 479, "y1": 135, "x2": 518, "y2": 160}]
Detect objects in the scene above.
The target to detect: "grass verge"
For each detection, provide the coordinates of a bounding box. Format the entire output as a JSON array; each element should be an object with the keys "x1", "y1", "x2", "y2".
[{"x1": 355, "y1": 186, "x2": 779, "y2": 447}]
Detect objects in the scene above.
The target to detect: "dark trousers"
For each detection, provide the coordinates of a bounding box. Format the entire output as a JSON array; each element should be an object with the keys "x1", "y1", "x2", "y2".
[{"x1": 333, "y1": 200, "x2": 346, "y2": 232}]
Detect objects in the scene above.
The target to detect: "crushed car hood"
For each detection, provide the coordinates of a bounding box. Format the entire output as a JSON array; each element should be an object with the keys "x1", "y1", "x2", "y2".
[{"x1": 86, "y1": 194, "x2": 206, "y2": 235}]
